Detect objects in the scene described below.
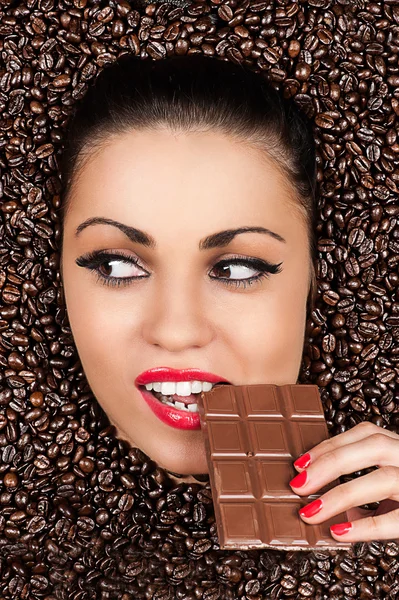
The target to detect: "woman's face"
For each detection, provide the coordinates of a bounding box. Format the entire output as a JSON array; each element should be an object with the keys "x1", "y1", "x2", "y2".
[{"x1": 61, "y1": 128, "x2": 312, "y2": 477}]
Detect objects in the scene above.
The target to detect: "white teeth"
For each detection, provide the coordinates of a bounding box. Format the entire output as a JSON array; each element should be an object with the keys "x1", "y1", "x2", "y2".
[
  {"x1": 165, "y1": 400, "x2": 199, "y2": 412},
  {"x1": 167, "y1": 401, "x2": 199, "y2": 412},
  {"x1": 161, "y1": 382, "x2": 175, "y2": 396},
  {"x1": 176, "y1": 382, "x2": 192, "y2": 397},
  {"x1": 144, "y1": 380, "x2": 215, "y2": 394},
  {"x1": 142, "y1": 380, "x2": 220, "y2": 413},
  {"x1": 153, "y1": 396, "x2": 199, "y2": 413},
  {"x1": 191, "y1": 380, "x2": 202, "y2": 393}
]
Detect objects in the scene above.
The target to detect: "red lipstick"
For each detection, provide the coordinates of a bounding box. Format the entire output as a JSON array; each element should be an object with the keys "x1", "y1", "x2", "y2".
[
  {"x1": 135, "y1": 367, "x2": 230, "y2": 386},
  {"x1": 139, "y1": 387, "x2": 202, "y2": 430}
]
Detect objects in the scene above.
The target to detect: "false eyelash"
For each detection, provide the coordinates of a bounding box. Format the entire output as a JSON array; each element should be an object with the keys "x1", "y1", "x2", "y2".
[{"x1": 76, "y1": 250, "x2": 283, "y2": 289}]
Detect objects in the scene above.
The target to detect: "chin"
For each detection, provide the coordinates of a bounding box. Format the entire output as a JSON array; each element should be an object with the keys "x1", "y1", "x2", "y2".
[{"x1": 157, "y1": 457, "x2": 209, "y2": 477}]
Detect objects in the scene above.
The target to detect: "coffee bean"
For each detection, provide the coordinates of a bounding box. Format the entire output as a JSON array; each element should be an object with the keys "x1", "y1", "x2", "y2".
[
  {"x1": 4, "y1": 472, "x2": 19, "y2": 488},
  {"x1": 217, "y1": 5, "x2": 233, "y2": 21},
  {"x1": 147, "y1": 41, "x2": 167, "y2": 59},
  {"x1": 315, "y1": 112, "x2": 335, "y2": 129},
  {"x1": 118, "y1": 493, "x2": 134, "y2": 511}
]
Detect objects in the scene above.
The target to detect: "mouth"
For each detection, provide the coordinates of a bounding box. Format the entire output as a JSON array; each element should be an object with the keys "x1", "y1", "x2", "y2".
[
  {"x1": 138, "y1": 381, "x2": 230, "y2": 413},
  {"x1": 137, "y1": 380, "x2": 231, "y2": 430}
]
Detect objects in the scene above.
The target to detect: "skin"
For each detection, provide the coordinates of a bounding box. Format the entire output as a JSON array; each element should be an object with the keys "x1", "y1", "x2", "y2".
[
  {"x1": 61, "y1": 128, "x2": 312, "y2": 483},
  {"x1": 60, "y1": 126, "x2": 399, "y2": 543},
  {"x1": 290, "y1": 423, "x2": 399, "y2": 543}
]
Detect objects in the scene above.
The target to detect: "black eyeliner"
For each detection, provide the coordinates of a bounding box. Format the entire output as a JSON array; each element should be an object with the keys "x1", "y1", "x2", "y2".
[{"x1": 75, "y1": 250, "x2": 283, "y2": 289}]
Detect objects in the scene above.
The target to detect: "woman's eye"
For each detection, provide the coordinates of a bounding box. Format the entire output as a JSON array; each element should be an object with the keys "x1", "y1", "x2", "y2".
[
  {"x1": 210, "y1": 258, "x2": 282, "y2": 289},
  {"x1": 76, "y1": 251, "x2": 148, "y2": 288},
  {"x1": 211, "y1": 261, "x2": 261, "y2": 280},
  {"x1": 97, "y1": 257, "x2": 144, "y2": 279},
  {"x1": 76, "y1": 251, "x2": 282, "y2": 289}
]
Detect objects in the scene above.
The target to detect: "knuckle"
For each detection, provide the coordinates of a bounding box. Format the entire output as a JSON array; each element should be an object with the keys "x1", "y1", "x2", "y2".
[
  {"x1": 389, "y1": 510, "x2": 399, "y2": 527},
  {"x1": 369, "y1": 432, "x2": 388, "y2": 444},
  {"x1": 314, "y1": 438, "x2": 332, "y2": 454},
  {"x1": 366, "y1": 514, "x2": 381, "y2": 534},
  {"x1": 312, "y1": 435, "x2": 332, "y2": 451},
  {"x1": 326, "y1": 482, "x2": 351, "y2": 506},
  {"x1": 358, "y1": 421, "x2": 381, "y2": 435},
  {"x1": 369, "y1": 432, "x2": 391, "y2": 454},
  {"x1": 366, "y1": 509, "x2": 399, "y2": 534},
  {"x1": 369, "y1": 433, "x2": 396, "y2": 466},
  {"x1": 379, "y1": 466, "x2": 399, "y2": 491},
  {"x1": 319, "y1": 449, "x2": 340, "y2": 472}
]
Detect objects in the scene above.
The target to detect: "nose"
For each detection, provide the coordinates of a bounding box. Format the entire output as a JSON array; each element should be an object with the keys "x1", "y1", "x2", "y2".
[{"x1": 141, "y1": 278, "x2": 214, "y2": 352}]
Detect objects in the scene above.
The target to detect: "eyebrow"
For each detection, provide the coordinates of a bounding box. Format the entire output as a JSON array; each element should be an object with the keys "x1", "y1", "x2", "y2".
[{"x1": 75, "y1": 217, "x2": 286, "y2": 249}]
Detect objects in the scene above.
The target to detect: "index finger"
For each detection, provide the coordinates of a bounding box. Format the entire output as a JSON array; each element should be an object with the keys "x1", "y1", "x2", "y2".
[{"x1": 293, "y1": 420, "x2": 399, "y2": 471}]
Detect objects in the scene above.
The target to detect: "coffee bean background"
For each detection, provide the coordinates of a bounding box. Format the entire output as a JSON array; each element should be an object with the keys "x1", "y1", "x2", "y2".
[{"x1": 1, "y1": 0, "x2": 399, "y2": 598}]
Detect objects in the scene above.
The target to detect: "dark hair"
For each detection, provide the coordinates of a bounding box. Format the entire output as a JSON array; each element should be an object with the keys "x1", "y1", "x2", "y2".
[{"x1": 59, "y1": 54, "x2": 318, "y2": 314}]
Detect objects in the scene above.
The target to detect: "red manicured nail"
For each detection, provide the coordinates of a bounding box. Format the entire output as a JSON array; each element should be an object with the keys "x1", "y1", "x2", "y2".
[
  {"x1": 294, "y1": 452, "x2": 311, "y2": 469},
  {"x1": 299, "y1": 498, "x2": 323, "y2": 518},
  {"x1": 330, "y1": 522, "x2": 352, "y2": 536},
  {"x1": 289, "y1": 470, "x2": 307, "y2": 488}
]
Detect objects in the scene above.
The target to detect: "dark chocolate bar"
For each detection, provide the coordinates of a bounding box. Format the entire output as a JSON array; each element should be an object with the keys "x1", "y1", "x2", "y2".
[{"x1": 198, "y1": 383, "x2": 352, "y2": 550}]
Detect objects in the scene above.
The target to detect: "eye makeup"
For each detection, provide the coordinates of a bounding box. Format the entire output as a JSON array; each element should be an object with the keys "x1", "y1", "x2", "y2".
[{"x1": 76, "y1": 249, "x2": 283, "y2": 290}]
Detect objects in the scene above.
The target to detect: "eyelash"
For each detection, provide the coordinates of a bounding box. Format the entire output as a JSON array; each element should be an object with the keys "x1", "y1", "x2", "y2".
[{"x1": 75, "y1": 250, "x2": 283, "y2": 290}]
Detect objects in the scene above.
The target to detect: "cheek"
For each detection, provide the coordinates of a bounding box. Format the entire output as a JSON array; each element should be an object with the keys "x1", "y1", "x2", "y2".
[
  {"x1": 62, "y1": 272, "x2": 131, "y2": 382},
  {"x1": 222, "y1": 293, "x2": 306, "y2": 383},
  {"x1": 218, "y1": 263, "x2": 308, "y2": 383}
]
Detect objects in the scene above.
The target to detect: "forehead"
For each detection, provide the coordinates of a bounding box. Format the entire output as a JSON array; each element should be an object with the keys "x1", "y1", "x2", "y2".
[{"x1": 66, "y1": 128, "x2": 302, "y2": 232}]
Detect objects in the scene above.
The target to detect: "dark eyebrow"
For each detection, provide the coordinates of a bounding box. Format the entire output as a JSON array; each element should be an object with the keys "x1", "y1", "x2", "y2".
[{"x1": 75, "y1": 217, "x2": 286, "y2": 248}]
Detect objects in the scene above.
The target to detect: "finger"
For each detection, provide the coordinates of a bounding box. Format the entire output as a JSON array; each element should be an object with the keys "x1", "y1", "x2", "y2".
[
  {"x1": 295, "y1": 466, "x2": 399, "y2": 542},
  {"x1": 346, "y1": 506, "x2": 375, "y2": 522},
  {"x1": 289, "y1": 433, "x2": 399, "y2": 497},
  {"x1": 330, "y1": 508, "x2": 399, "y2": 543},
  {"x1": 293, "y1": 421, "x2": 399, "y2": 472},
  {"x1": 373, "y1": 498, "x2": 399, "y2": 517}
]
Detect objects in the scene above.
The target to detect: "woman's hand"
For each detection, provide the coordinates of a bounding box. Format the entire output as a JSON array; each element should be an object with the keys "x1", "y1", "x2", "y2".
[{"x1": 289, "y1": 420, "x2": 399, "y2": 542}]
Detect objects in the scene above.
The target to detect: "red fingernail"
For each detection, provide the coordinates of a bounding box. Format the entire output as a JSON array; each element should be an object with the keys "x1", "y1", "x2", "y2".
[
  {"x1": 330, "y1": 522, "x2": 352, "y2": 536},
  {"x1": 289, "y1": 470, "x2": 307, "y2": 488},
  {"x1": 299, "y1": 498, "x2": 323, "y2": 518},
  {"x1": 294, "y1": 452, "x2": 311, "y2": 469}
]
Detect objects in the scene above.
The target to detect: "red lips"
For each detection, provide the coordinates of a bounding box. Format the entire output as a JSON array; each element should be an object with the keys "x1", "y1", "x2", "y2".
[{"x1": 135, "y1": 367, "x2": 231, "y2": 386}]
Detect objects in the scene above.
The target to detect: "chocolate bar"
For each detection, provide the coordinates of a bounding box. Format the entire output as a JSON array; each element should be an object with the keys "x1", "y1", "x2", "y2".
[{"x1": 197, "y1": 383, "x2": 352, "y2": 550}]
